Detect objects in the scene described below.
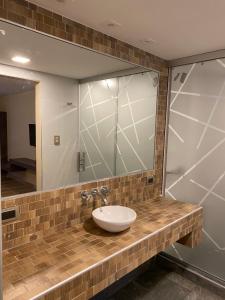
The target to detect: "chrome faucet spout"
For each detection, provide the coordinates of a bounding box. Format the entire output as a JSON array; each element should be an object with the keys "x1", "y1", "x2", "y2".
[
  {"x1": 100, "y1": 186, "x2": 110, "y2": 206},
  {"x1": 102, "y1": 197, "x2": 108, "y2": 206},
  {"x1": 90, "y1": 186, "x2": 110, "y2": 206},
  {"x1": 97, "y1": 192, "x2": 108, "y2": 206}
]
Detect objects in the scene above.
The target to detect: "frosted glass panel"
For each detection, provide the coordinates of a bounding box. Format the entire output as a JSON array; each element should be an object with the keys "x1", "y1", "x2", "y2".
[
  {"x1": 116, "y1": 72, "x2": 158, "y2": 175},
  {"x1": 79, "y1": 71, "x2": 158, "y2": 182},
  {"x1": 166, "y1": 59, "x2": 225, "y2": 280},
  {"x1": 79, "y1": 79, "x2": 118, "y2": 182}
]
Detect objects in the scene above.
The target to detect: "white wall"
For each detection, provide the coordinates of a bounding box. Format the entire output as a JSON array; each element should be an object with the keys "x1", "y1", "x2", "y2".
[
  {"x1": 0, "y1": 90, "x2": 36, "y2": 160},
  {"x1": 0, "y1": 64, "x2": 79, "y2": 190}
]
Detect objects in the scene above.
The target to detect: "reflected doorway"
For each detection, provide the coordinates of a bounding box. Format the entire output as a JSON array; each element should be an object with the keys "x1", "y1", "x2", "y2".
[{"x1": 0, "y1": 75, "x2": 38, "y2": 197}]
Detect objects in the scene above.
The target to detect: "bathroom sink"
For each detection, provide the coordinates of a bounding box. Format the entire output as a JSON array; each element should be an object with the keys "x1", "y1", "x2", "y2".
[{"x1": 92, "y1": 205, "x2": 137, "y2": 233}]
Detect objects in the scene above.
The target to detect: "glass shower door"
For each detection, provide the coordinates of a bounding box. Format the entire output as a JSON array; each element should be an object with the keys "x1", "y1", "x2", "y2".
[{"x1": 166, "y1": 59, "x2": 225, "y2": 280}]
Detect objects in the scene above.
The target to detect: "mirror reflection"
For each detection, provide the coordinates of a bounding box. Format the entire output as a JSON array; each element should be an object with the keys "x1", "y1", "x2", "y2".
[{"x1": 0, "y1": 20, "x2": 159, "y2": 198}]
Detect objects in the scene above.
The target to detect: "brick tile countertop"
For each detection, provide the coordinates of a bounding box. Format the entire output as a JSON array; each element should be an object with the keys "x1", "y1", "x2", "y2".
[{"x1": 3, "y1": 197, "x2": 203, "y2": 300}]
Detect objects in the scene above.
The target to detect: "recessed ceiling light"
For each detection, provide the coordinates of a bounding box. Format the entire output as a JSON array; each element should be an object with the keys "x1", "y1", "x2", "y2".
[
  {"x1": 141, "y1": 38, "x2": 156, "y2": 44},
  {"x1": 11, "y1": 56, "x2": 31, "y2": 64},
  {"x1": 106, "y1": 20, "x2": 122, "y2": 28}
]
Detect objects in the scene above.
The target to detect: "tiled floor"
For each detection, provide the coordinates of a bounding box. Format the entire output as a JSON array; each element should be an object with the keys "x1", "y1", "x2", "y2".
[{"x1": 105, "y1": 261, "x2": 225, "y2": 300}]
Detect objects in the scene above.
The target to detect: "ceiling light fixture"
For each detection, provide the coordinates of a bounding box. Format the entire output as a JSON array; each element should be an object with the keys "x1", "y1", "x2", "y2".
[
  {"x1": 106, "y1": 20, "x2": 122, "y2": 28},
  {"x1": 142, "y1": 38, "x2": 156, "y2": 44},
  {"x1": 11, "y1": 56, "x2": 31, "y2": 64}
]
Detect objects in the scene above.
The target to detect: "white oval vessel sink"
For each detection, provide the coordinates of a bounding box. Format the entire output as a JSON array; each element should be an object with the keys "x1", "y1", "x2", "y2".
[{"x1": 92, "y1": 205, "x2": 136, "y2": 233}]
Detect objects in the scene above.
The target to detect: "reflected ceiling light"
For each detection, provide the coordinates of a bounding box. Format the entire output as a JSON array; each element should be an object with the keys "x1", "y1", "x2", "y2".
[
  {"x1": 11, "y1": 56, "x2": 31, "y2": 64},
  {"x1": 102, "y1": 79, "x2": 115, "y2": 89},
  {"x1": 0, "y1": 29, "x2": 6, "y2": 36}
]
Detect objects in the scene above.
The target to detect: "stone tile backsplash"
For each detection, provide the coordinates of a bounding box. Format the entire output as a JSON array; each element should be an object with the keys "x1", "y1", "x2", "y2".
[{"x1": 0, "y1": 0, "x2": 169, "y2": 250}]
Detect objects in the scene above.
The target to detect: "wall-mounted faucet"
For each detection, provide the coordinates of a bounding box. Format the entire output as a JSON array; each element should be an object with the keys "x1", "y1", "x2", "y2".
[
  {"x1": 91, "y1": 186, "x2": 110, "y2": 206},
  {"x1": 81, "y1": 186, "x2": 110, "y2": 206}
]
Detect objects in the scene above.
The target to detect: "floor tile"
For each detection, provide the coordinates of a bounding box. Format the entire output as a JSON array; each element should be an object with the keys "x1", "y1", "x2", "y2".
[
  {"x1": 184, "y1": 286, "x2": 225, "y2": 300},
  {"x1": 165, "y1": 271, "x2": 196, "y2": 291},
  {"x1": 109, "y1": 269, "x2": 190, "y2": 300},
  {"x1": 107, "y1": 263, "x2": 225, "y2": 300},
  {"x1": 108, "y1": 281, "x2": 147, "y2": 300}
]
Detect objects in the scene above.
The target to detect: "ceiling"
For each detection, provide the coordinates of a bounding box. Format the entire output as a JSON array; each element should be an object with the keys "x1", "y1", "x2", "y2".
[
  {"x1": 29, "y1": 0, "x2": 225, "y2": 60},
  {"x1": 0, "y1": 76, "x2": 35, "y2": 96},
  {"x1": 0, "y1": 21, "x2": 134, "y2": 80}
]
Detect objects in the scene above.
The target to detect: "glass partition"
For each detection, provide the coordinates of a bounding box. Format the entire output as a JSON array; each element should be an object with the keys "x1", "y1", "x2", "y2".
[
  {"x1": 116, "y1": 72, "x2": 158, "y2": 175},
  {"x1": 166, "y1": 59, "x2": 225, "y2": 280},
  {"x1": 79, "y1": 71, "x2": 158, "y2": 182}
]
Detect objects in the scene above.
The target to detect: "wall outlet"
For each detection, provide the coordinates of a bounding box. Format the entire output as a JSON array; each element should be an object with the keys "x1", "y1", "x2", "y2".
[
  {"x1": 2, "y1": 207, "x2": 17, "y2": 223},
  {"x1": 54, "y1": 135, "x2": 60, "y2": 146},
  {"x1": 146, "y1": 176, "x2": 154, "y2": 185}
]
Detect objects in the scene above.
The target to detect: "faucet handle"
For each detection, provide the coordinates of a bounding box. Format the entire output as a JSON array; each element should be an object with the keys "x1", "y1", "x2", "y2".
[
  {"x1": 100, "y1": 186, "x2": 110, "y2": 195},
  {"x1": 80, "y1": 190, "x2": 90, "y2": 201},
  {"x1": 91, "y1": 188, "x2": 98, "y2": 197}
]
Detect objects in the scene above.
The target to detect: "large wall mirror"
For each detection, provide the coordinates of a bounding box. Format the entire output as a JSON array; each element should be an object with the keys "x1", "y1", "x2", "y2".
[{"x1": 0, "y1": 20, "x2": 159, "y2": 198}]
